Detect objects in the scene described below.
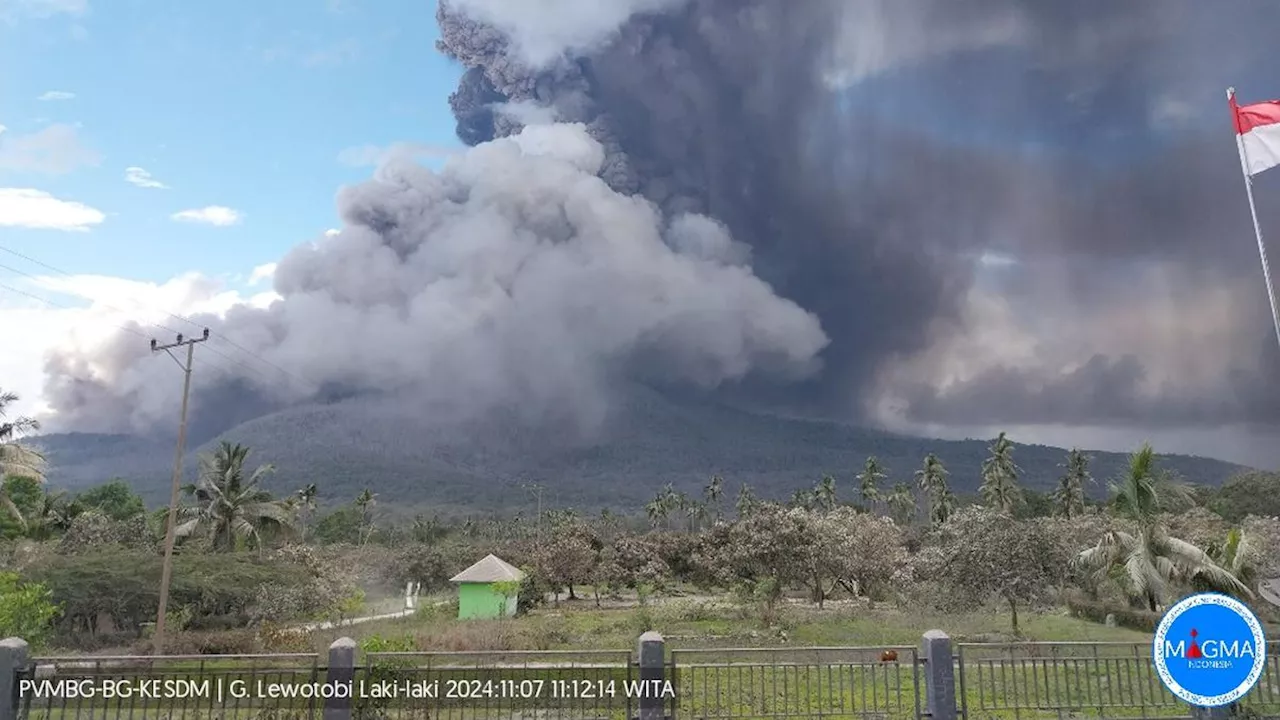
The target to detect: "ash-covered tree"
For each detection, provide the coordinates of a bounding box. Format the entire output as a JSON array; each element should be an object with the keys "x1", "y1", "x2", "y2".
[
  {"x1": 885, "y1": 483, "x2": 917, "y2": 527},
  {"x1": 0, "y1": 388, "x2": 45, "y2": 531},
  {"x1": 175, "y1": 442, "x2": 296, "y2": 552},
  {"x1": 1075, "y1": 443, "x2": 1250, "y2": 611},
  {"x1": 856, "y1": 456, "x2": 887, "y2": 513},
  {"x1": 928, "y1": 507, "x2": 1069, "y2": 634},
  {"x1": 980, "y1": 432, "x2": 1023, "y2": 515},
  {"x1": 1052, "y1": 449, "x2": 1091, "y2": 518},
  {"x1": 533, "y1": 519, "x2": 601, "y2": 601}
]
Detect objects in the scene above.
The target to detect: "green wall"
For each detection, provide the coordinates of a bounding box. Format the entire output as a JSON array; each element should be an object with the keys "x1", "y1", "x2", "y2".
[{"x1": 457, "y1": 582, "x2": 516, "y2": 619}]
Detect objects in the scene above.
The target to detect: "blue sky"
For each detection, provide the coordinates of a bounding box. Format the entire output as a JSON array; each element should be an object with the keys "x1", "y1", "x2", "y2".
[{"x1": 0, "y1": 0, "x2": 464, "y2": 284}]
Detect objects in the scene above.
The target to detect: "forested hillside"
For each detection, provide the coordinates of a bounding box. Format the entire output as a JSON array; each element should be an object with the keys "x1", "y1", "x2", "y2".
[{"x1": 28, "y1": 390, "x2": 1251, "y2": 512}]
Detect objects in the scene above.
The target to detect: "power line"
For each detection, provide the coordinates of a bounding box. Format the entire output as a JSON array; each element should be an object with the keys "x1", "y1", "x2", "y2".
[
  {"x1": 0, "y1": 280, "x2": 245, "y2": 379},
  {"x1": 0, "y1": 243, "x2": 320, "y2": 391}
]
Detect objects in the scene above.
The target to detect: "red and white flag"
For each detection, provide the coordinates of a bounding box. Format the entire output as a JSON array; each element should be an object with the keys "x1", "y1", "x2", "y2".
[{"x1": 1231, "y1": 93, "x2": 1280, "y2": 175}]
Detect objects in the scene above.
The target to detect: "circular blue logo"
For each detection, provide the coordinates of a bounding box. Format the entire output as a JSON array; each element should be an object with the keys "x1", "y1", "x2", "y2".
[{"x1": 1153, "y1": 593, "x2": 1267, "y2": 707}]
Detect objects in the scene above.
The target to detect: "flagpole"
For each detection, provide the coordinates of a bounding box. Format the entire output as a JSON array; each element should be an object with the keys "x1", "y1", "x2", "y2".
[{"x1": 1229, "y1": 87, "x2": 1280, "y2": 352}]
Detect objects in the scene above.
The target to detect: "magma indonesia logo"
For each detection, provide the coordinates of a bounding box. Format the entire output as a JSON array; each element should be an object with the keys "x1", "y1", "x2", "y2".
[{"x1": 1153, "y1": 593, "x2": 1267, "y2": 707}]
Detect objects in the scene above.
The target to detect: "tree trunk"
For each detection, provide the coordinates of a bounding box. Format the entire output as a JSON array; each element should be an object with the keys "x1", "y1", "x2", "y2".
[
  {"x1": 1007, "y1": 595, "x2": 1019, "y2": 635},
  {"x1": 568, "y1": 584, "x2": 577, "y2": 600}
]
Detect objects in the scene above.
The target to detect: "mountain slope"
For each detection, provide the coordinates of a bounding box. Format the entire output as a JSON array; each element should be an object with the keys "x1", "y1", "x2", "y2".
[{"x1": 28, "y1": 390, "x2": 1251, "y2": 513}]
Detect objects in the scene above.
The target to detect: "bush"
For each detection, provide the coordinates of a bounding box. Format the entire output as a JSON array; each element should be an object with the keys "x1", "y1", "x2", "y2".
[
  {"x1": 131, "y1": 629, "x2": 261, "y2": 655},
  {"x1": 0, "y1": 572, "x2": 60, "y2": 646},
  {"x1": 1065, "y1": 594, "x2": 1161, "y2": 632}
]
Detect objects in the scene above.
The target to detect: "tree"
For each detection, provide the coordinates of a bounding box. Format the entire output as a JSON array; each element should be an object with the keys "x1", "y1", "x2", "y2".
[
  {"x1": 735, "y1": 484, "x2": 758, "y2": 518},
  {"x1": 915, "y1": 454, "x2": 950, "y2": 526},
  {"x1": 534, "y1": 520, "x2": 601, "y2": 601},
  {"x1": 1075, "y1": 443, "x2": 1250, "y2": 611},
  {"x1": 0, "y1": 389, "x2": 45, "y2": 528},
  {"x1": 885, "y1": 483, "x2": 917, "y2": 527},
  {"x1": 77, "y1": 480, "x2": 145, "y2": 521},
  {"x1": 856, "y1": 457, "x2": 886, "y2": 512},
  {"x1": 704, "y1": 476, "x2": 724, "y2": 520},
  {"x1": 813, "y1": 474, "x2": 837, "y2": 512},
  {"x1": 1052, "y1": 449, "x2": 1091, "y2": 518},
  {"x1": 929, "y1": 507, "x2": 1068, "y2": 634},
  {"x1": 1209, "y1": 472, "x2": 1280, "y2": 522},
  {"x1": 175, "y1": 442, "x2": 295, "y2": 552},
  {"x1": 0, "y1": 475, "x2": 42, "y2": 538},
  {"x1": 0, "y1": 572, "x2": 60, "y2": 647},
  {"x1": 354, "y1": 489, "x2": 377, "y2": 545},
  {"x1": 980, "y1": 432, "x2": 1023, "y2": 514},
  {"x1": 293, "y1": 484, "x2": 318, "y2": 541}
]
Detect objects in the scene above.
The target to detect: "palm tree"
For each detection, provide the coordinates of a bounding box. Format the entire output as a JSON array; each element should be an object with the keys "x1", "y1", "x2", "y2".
[
  {"x1": 813, "y1": 474, "x2": 837, "y2": 511},
  {"x1": 915, "y1": 454, "x2": 948, "y2": 496},
  {"x1": 24, "y1": 489, "x2": 78, "y2": 541},
  {"x1": 175, "y1": 441, "x2": 295, "y2": 552},
  {"x1": 293, "y1": 483, "x2": 318, "y2": 541},
  {"x1": 706, "y1": 474, "x2": 727, "y2": 512},
  {"x1": 980, "y1": 432, "x2": 1023, "y2": 514},
  {"x1": 735, "y1": 484, "x2": 758, "y2": 517},
  {"x1": 644, "y1": 497, "x2": 666, "y2": 528},
  {"x1": 355, "y1": 488, "x2": 377, "y2": 545},
  {"x1": 1052, "y1": 448, "x2": 1091, "y2": 518},
  {"x1": 929, "y1": 482, "x2": 957, "y2": 527},
  {"x1": 886, "y1": 483, "x2": 917, "y2": 527},
  {"x1": 0, "y1": 389, "x2": 45, "y2": 529},
  {"x1": 856, "y1": 456, "x2": 886, "y2": 512},
  {"x1": 1076, "y1": 443, "x2": 1250, "y2": 611}
]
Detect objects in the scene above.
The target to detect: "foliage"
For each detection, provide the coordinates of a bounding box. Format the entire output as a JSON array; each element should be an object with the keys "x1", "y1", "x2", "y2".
[
  {"x1": 0, "y1": 389, "x2": 45, "y2": 483},
  {"x1": 1064, "y1": 593, "x2": 1161, "y2": 632},
  {"x1": 313, "y1": 505, "x2": 364, "y2": 545},
  {"x1": 0, "y1": 475, "x2": 43, "y2": 538},
  {"x1": 1051, "y1": 449, "x2": 1092, "y2": 518},
  {"x1": 925, "y1": 507, "x2": 1070, "y2": 633},
  {"x1": 76, "y1": 480, "x2": 146, "y2": 520},
  {"x1": 1209, "y1": 471, "x2": 1280, "y2": 522},
  {"x1": 176, "y1": 441, "x2": 296, "y2": 551},
  {"x1": 0, "y1": 572, "x2": 60, "y2": 646},
  {"x1": 57, "y1": 510, "x2": 153, "y2": 553},
  {"x1": 23, "y1": 547, "x2": 321, "y2": 640},
  {"x1": 1076, "y1": 444, "x2": 1249, "y2": 610},
  {"x1": 979, "y1": 432, "x2": 1023, "y2": 515}
]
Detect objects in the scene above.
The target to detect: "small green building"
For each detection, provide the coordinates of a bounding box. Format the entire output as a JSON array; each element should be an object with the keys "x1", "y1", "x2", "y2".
[{"x1": 450, "y1": 554, "x2": 525, "y2": 619}]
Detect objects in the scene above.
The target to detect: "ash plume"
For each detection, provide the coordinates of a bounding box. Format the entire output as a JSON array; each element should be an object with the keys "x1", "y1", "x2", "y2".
[
  {"x1": 435, "y1": 0, "x2": 1280, "y2": 433},
  {"x1": 43, "y1": 124, "x2": 826, "y2": 437},
  {"x1": 39, "y1": 0, "x2": 1280, "y2": 451}
]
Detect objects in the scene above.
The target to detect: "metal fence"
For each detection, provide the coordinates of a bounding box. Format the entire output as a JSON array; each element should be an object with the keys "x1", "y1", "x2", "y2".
[
  {"x1": 670, "y1": 646, "x2": 919, "y2": 720},
  {"x1": 6, "y1": 634, "x2": 1279, "y2": 720},
  {"x1": 956, "y1": 640, "x2": 1280, "y2": 720}
]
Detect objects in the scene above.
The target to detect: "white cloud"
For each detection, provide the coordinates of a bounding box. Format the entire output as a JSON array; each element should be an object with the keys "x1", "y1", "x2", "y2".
[
  {"x1": 0, "y1": 188, "x2": 104, "y2": 231},
  {"x1": 248, "y1": 262, "x2": 277, "y2": 286},
  {"x1": 0, "y1": 269, "x2": 276, "y2": 424},
  {"x1": 0, "y1": 124, "x2": 101, "y2": 175},
  {"x1": 171, "y1": 206, "x2": 242, "y2": 226},
  {"x1": 1, "y1": 0, "x2": 88, "y2": 21},
  {"x1": 337, "y1": 142, "x2": 456, "y2": 167},
  {"x1": 124, "y1": 166, "x2": 167, "y2": 189},
  {"x1": 0, "y1": 125, "x2": 7, "y2": 135},
  {"x1": 36, "y1": 90, "x2": 75, "y2": 101},
  {"x1": 324, "y1": 228, "x2": 340, "y2": 237}
]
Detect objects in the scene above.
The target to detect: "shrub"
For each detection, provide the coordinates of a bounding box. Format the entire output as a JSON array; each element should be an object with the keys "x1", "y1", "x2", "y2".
[
  {"x1": 0, "y1": 572, "x2": 60, "y2": 647},
  {"x1": 131, "y1": 629, "x2": 261, "y2": 655},
  {"x1": 1065, "y1": 594, "x2": 1161, "y2": 632}
]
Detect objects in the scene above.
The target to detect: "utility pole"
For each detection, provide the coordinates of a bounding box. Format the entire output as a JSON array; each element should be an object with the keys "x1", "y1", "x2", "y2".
[{"x1": 149, "y1": 328, "x2": 209, "y2": 655}]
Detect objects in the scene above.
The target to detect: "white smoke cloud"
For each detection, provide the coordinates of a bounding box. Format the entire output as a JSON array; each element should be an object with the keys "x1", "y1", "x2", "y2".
[{"x1": 43, "y1": 123, "x2": 828, "y2": 435}]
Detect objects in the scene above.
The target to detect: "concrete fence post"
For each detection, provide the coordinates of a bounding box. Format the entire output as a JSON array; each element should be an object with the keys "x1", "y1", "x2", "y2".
[
  {"x1": 0, "y1": 637, "x2": 30, "y2": 720},
  {"x1": 636, "y1": 631, "x2": 666, "y2": 720},
  {"x1": 323, "y1": 637, "x2": 356, "y2": 720},
  {"x1": 920, "y1": 630, "x2": 957, "y2": 720}
]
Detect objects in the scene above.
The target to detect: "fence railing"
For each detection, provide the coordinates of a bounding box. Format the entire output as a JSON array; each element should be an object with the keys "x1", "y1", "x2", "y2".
[
  {"x1": 670, "y1": 646, "x2": 919, "y2": 720},
  {"x1": 2, "y1": 632, "x2": 1272, "y2": 720}
]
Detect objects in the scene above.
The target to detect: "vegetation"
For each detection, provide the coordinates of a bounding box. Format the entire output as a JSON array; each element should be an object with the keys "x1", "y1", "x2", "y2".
[
  {"x1": 1, "y1": 414, "x2": 1276, "y2": 664},
  {"x1": 26, "y1": 388, "x2": 1251, "y2": 510}
]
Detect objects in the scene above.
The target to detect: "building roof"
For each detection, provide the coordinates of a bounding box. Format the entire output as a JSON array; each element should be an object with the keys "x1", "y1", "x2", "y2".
[{"x1": 450, "y1": 554, "x2": 525, "y2": 583}]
